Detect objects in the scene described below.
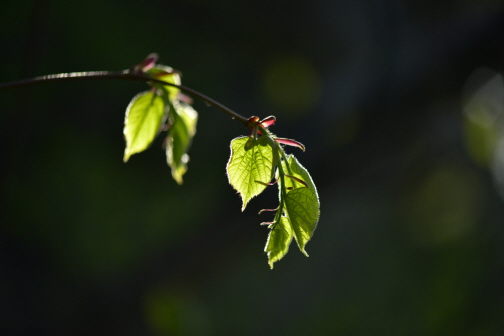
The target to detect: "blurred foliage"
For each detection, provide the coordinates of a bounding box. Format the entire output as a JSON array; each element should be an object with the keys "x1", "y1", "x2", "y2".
[{"x1": 2, "y1": 0, "x2": 504, "y2": 335}]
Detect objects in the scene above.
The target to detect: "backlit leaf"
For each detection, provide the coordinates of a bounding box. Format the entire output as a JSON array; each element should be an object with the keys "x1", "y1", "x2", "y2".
[
  {"x1": 280, "y1": 155, "x2": 319, "y2": 255},
  {"x1": 166, "y1": 102, "x2": 198, "y2": 184},
  {"x1": 265, "y1": 217, "x2": 293, "y2": 269},
  {"x1": 281, "y1": 155, "x2": 318, "y2": 192},
  {"x1": 227, "y1": 136, "x2": 276, "y2": 210},
  {"x1": 284, "y1": 187, "x2": 319, "y2": 255},
  {"x1": 123, "y1": 91, "x2": 165, "y2": 162},
  {"x1": 147, "y1": 65, "x2": 181, "y2": 101}
]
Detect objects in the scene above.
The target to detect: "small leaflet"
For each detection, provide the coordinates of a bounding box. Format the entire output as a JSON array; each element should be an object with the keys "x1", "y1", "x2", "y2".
[
  {"x1": 147, "y1": 65, "x2": 181, "y2": 101},
  {"x1": 166, "y1": 102, "x2": 198, "y2": 184},
  {"x1": 265, "y1": 217, "x2": 293, "y2": 269},
  {"x1": 123, "y1": 91, "x2": 165, "y2": 162}
]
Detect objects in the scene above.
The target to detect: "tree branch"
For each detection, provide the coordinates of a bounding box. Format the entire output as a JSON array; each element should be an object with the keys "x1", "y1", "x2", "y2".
[{"x1": 0, "y1": 70, "x2": 250, "y2": 126}]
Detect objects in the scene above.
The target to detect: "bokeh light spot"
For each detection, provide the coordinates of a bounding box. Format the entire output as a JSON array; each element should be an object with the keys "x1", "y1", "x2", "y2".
[
  {"x1": 405, "y1": 165, "x2": 484, "y2": 246},
  {"x1": 261, "y1": 55, "x2": 320, "y2": 118},
  {"x1": 143, "y1": 286, "x2": 211, "y2": 336},
  {"x1": 462, "y1": 68, "x2": 504, "y2": 166}
]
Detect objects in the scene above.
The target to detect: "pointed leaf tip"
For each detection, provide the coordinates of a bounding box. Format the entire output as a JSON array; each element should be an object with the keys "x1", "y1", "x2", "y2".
[{"x1": 265, "y1": 217, "x2": 294, "y2": 268}]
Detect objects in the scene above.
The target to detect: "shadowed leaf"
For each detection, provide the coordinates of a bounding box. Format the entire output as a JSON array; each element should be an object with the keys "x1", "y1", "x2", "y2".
[{"x1": 166, "y1": 102, "x2": 198, "y2": 184}]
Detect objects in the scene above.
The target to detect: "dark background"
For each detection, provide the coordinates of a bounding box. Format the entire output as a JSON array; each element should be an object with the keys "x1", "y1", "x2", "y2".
[{"x1": 2, "y1": 1, "x2": 504, "y2": 335}]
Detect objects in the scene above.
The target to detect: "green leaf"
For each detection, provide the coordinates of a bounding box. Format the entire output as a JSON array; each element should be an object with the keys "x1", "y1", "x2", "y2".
[
  {"x1": 284, "y1": 187, "x2": 319, "y2": 255},
  {"x1": 280, "y1": 155, "x2": 319, "y2": 255},
  {"x1": 227, "y1": 136, "x2": 277, "y2": 211},
  {"x1": 166, "y1": 102, "x2": 198, "y2": 184},
  {"x1": 265, "y1": 217, "x2": 293, "y2": 269},
  {"x1": 123, "y1": 91, "x2": 165, "y2": 162},
  {"x1": 147, "y1": 65, "x2": 181, "y2": 101},
  {"x1": 281, "y1": 154, "x2": 318, "y2": 192}
]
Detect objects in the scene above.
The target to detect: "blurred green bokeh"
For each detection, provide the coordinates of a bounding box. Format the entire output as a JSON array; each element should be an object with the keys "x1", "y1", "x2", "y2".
[{"x1": 2, "y1": 1, "x2": 504, "y2": 335}]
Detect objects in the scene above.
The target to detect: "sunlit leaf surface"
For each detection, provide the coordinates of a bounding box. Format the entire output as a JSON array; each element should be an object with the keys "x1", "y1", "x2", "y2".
[
  {"x1": 284, "y1": 187, "x2": 319, "y2": 255},
  {"x1": 227, "y1": 136, "x2": 275, "y2": 210},
  {"x1": 123, "y1": 91, "x2": 165, "y2": 162},
  {"x1": 265, "y1": 217, "x2": 293, "y2": 269},
  {"x1": 280, "y1": 155, "x2": 319, "y2": 255},
  {"x1": 281, "y1": 155, "x2": 318, "y2": 192}
]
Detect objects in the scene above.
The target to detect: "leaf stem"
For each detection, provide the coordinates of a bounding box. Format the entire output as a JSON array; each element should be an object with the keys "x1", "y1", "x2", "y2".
[
  {"x1": 267, "y1": 134, "x2": 290, "y2": 229},
  {"x1": 0, "y1": 69, "x2": 250, "y2": 127}
]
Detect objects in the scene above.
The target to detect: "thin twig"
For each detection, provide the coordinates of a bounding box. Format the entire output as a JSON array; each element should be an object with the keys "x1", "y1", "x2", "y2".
[{"x1": 0, "y1": 70, "x2": 250, "y2": 126}]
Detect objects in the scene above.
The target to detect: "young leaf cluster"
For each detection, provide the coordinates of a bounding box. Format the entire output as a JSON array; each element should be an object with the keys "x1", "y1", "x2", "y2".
[
  {"x1": 123, "y1": 55, "x2": 320, "y2": 267},
  {"x1": 227, "y1": 116, "x2": 320, "y2": 268},
  {"x1": 0, "y1": 53, "x2": 321, "y2": 269},
  {"x1": 123, "y1": 54, "x2": 197, "y2": 184}
]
